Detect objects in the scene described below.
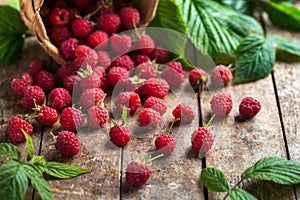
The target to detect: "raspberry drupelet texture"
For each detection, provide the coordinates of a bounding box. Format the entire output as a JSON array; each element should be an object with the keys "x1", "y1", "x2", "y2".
[
  {"x1": 210, "y1": 65, "x2": 233, "y2": 87},
  {"x1": 97, "y1": 13, "x2": 121, "y2": 35},
  {"x1": 118, "y1": 6, "x2": 140, "y2": 30},
  {"x1": 144, "y1": 78, "x2": 169, "y2": 99},
  {"x1": 172, "y1": 103, "x2": 195, "y2": 123},
  {"x1": 191, "y1": 127, "x2": 214, "y2": 154},
  {"x1": 22, "y1": 86, "x2": 45, "y2": 109},
  {"x1": 60, "y1": 107, "x2": 84, "y2": 131},
  {"x1": 8, "y1": 116, "x2": 33, "y2": 143},
  {"x1": 139, "y1": 108, "x2": 161, "y2": 127},
  {"x1": 109, "y1": 126, "x2": 131, "y2": 147},
  {"x1": 210, "y1": 93, "x2": 233, "y2": 116},
  {"x1": 144, "y1": 96, "x2": 167, "y2": 115},
  {"x1": 239, "y1": 97, "x2": 261, "y2": 119},
  {"x1": 115, "y1": 91, "x2": 141, "y2": 115},
  {"x1": 125, "y1": 161, "x2": 152, "y2": 187},
  {"x1": 55, "y1": 131, "x2": 80, "y2": 157}
]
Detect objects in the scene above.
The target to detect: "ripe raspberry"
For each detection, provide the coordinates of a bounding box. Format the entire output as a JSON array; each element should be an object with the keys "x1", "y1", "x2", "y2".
[
  {"x1": 239, "y1": 97, "x2": 261, "y2": 119},
  {"x1": 144, "y1": 78, "x2": 169, "y2": 98},
  {"x1": 93, "y1": 66, "x2": 106, "y2": 76},
  {"x1": 125, "y1": 161, "x2": 151, "y2": 187},
  {"x1": 11, "y1": 73, "x2": 32, "y2": 97},
  {"x1": 58, "y1": 63, "x2": 76, "y2": 81},
  {"x1": 189, "y1": 68, "x2": 208, "y2": 86},
  {"x1": 118, "y1": 7, "x2": 140, "y2": 29},
  {"x1": 60, "y1": 107, "x2": 84, "y2": 131},
  {"x1": 87, "y1": 105, "x2": 109, "y2": 128},
  {"x1": 74, "y1": 45, "x2": 98, "y2": 68},
  {"x1": 35, "y1": 106, "x2": 58, "y2": 127},
  {"x1": 49, "y1": 88, "x2": 72, "y2": 111},
  {"x1": 139, "y1": 108, "x2": 161, "y2": 127},
  {"x1": 8, "y1": 116, "x2": 33, "y2": 143},
  {"x1": 29, "y1": 60, "x2": 44, "y2": 78},
  {"x1": 80, "y1": 88, "x2": 106, "y2": 109},
  {"x1": 50, "y1": 7, "x2": 69, "y2": 26},
  {"x1": 110, "y1": 33, "x2": 132, "y2": 54},
  {"x1": 210, "y1": 65, "x2": 233, "y2": 87},
  {"x1": 210, "y1": 93, "x2": 233, "y2": 116},
  {"x1": 22, "y1": 86, "x2": 45, "y2": 109},
  {"x1": 133, "y1": 54, "x2": 150, "y2": 65},
  {"x1": 55, "y1": 131, "x2": 80, "y2": 157},
  {"x1": 109, "y1": 126, "x2": 131, "y2": 147},
  {"x1": 51, "y1": 26, "x2": 73, "y2": 46},
  {"x1": 35, "y1": 71, "x2": 55, "y2": 92},
  {"x1": 107, "y1": 67, "x2": 130, "y2": 87},
  {"x1": 151, "y1": 48, "x2": 170, "y2": 64},
  {"x1": 155, "y1": 133, "x2": 176, "y2": 154},
  {"x1": 191, "y1": 127, "x2": 214, "y2": 154},
  {"x1": 60, "y1": 38, "x2": 78, "y2": 60},
  {"x1": 63, "y1": 75, "x2": 78, "y2": 92},
  {"x1": 111, "y1": 55, "x2": 134, "y2": 71},
  {"x1": 68, "y1": 8, "x2": 80, "y2": 22},
  {"x1": 135, "y1": 35, "x2": 155, "y2": 54},
  {"x1": 97, "y1": 13, "x2": 120, "y2": 35},
  {"x1": 172, "y1": 103, "x2": 195, "y2": 123},
  {"x1": 115, "y1": 92, "x2": 141, "y2": 115},
  {"x1": 71, "y1": 18, "x2": 94, "y2": 38},
  {"x1": 161, "y1": 62, "x2": 185, "y2": 87},
  {"x1": 21, "y1": 72, "x2": 33, "y2": 84},
  {"x1": 78, "y1": 68, "x2": 102, "y2": 90},
  {"x1": 86, "y1": 30, "x2": 108, "y2": 49},
  {"x1": 135, "y1": 63, "x2": 157, "y2": 79},
  {"x1": 97, "y1": 51, "x2": 111, "y2": 69},
  {"x1": 144, "y1": 96, "x2": 167, "y2": 115}
]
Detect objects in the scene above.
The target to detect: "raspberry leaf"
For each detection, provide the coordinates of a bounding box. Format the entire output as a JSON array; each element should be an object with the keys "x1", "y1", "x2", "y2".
[
  {"x1": 213, "y1": 0, "x2": 249, "y2": 14},
  {"x1": 43, "y1": 162, "x2": 90, "y2": 179},
  {"x1": 241, "y1": 157, "x2": 300, "y2": 185},
  {"x1": 228, "y1": 188, "x2": 257, "y2": 200},
  {"x1": 0, "y1": 143, "x2": 21, "y2": 161},
  {"x1": 200, "y1": 167, "x2": 230, "y2": 192},
  {"x1": 21, "y1": 129, "x2": 34, "y2": 161},
  {"x1": 32, "y1": 156, "x2": 47, "y2": 174}
]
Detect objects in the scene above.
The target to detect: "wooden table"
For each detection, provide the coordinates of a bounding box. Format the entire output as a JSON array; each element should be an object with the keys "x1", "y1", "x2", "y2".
[{"x1": 1, "y1": 15, "x2": 300, "y2": 200}]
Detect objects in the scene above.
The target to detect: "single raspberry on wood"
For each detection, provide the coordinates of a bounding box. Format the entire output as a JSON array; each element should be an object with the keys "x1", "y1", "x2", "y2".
[
  {"x1": 97, "y1": 13, "x2": 120, "y2": 35},
  {"x1": 35, "y1": 106, "x2": 58, "y2": 127},
  {"x1": 111, "y1": 55, "x2": 134, "y2": 71},
  {"x1": 50, "y1": 7, "x2": 69, "y2": 26},
  {"x1": 71, "y1": 18, "x2": 94, "y2": 38},
  {"x1": 189, "y1": 68, "x2": 208, "y2": 87},
  {"x1": 29, "y1": 60, "x2": 44, "y2": 78},
  {"x1": 151, "y1": 48, "x2": 170, "y2": 64},
  {"x1": 161, "y1": 62, "x2": 185, "y2": 87},
  {"x1": 144, "y1": 78, "x2": 169, "y2": 99},
  {"x1": 139, "y1": 108, "x2": 161, "y2": 127},
  {"x1": 155, "y1": 120, "x2": 177, "y2": 154},
  {"x1": 210, "y1": 93, "x2": 233, "y2": 116},
  {"x1": 107, "y1": 67, "x2": 130, "y2": 87},
  {"x1": 49, "y1": 88, "x2": 72, "y2": 111},
  {"x1": 80, "y1": 88, "x2": 106, "y2": 109},
  {"x1": 87, "y1": 105, "x2": 109, "y2": 128},
  {"x1": 110, "y1": 33, "x2": 132, "y2": 55},
  {"x1": 60, "y1": 38, "x2": 78, "y2": 60},
  {"x1": 135, "y1": 35, "x2": 155, "y2": 54},
  {"x1": 172, "y1": 103, "x2": 195, "y2": 123},
  {"x1": 55, "y1": 131, "x2": 80, "y2": 157},
  {"x1": 239, "y1": 97, "x2": 261, "y2": 119},
  {"x1": 115, "y1": 91, "x2": 141, "y2": 115},
  {"x1": 109, "y1": 126, "x2": 131, "y2": 147},
  {"x1": 35, "y1": 70, "x2": 55, "y2": 92},
  {"x1": 60, "y1": 107, "x2": 84, "y2": 131},
  {"x1": 86, "y1": 30, "x2": 108, "y2": 49},
  {"x1": 11, "y1": 73, "x2": 33, "y2": 97},
  {"x1": 191, "y1": 127, "x2": 214, "y2": 154},
  {"x1": 8, "y1": 116, "x2": 33, "y2": 143},
  {"x1": 144, "y1": 96, "x2": 167, "y2": 115},
  {"x1": 210, "y1": 65, "x2": 233, "y2": 87},
  {"x1": 118, "y1": 6, "x2": 140, "y2": 30},
  {"x1": 22, "y1": 86, "x2": 45, "y2": 109}
]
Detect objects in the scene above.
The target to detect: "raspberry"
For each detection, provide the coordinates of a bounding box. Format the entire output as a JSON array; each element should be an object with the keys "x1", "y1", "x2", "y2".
[
  {"x1": 78, "y1": 68, "x2": 102, "y2": 90},
  {"x1": 71, "y1": 18, "x2": 94, "y2": 38},
  {"x1": 189, "y1": 68, "x2": 208, "y2": 86},
  {"x1": 55, "y1": 131, "x2": 80, "y2": 157},
  {"x1": 115, "y1": 92, "x2": 141, "y2": 115},
  {"x1": 86, "y1": 30, "x2": 108, "y2": 49},
  {"x1": 111, "y1": 55, "x2": 134, "y2": 71},
  {"x1": 110, "y1": 33, "x2": 132, "y2": 54},
  {"x1": 50, "y1": 8, "x2": 69, "y2": 26},
  {"x1": 210, "y1": 65, "x2": 233, "y2": 87},
  {"x1": 125, "y1": 161, "x2": 151, "y2": 187},
  {"x1": 58, "y1": 63, "x2": 76, "y2": 81},
  {"x1": 35, "y1": 70, "x2": 55, "y2": 92},
  {"x1": 151, "y1": 48, "x2": 170, "y2": 64},
  {"x1": 21, "y1": 72, "x2": 33, "y2": 84},
  {"x1": 155, "y1": 133, "x2": 176, "y2": 154},
  {"x1": 97, "y1": 13, "x2": 120, "y2": 35},
  {"x1": 87, "y1": 105, "x2": 109, "y2": 128},
  {"x1": 144, "y1": 96, "x2": 167, "y2": 115},
  {"x1": 172, "y1": 103, "x2": 195, "y2": 123},
  {"x1": 51, "y1": 26, "x2": 73, "y2": 46},
  {"x1": 93, "y1": 66, "x2": 106, "y2": 76},
  {"x1": 68, "y1": 8, "x2": 80, "y2": 22},
  {"x1": 74, "y1": 45, "x2": 98, "y2": 68},
  {"x1": 135, "y1": 62, "x2": 157, "y2": 79},
  {"x1": 8, "y1": 116, "x2": 33, "y2": 143},
  {"x1": 239, "y1": 97, "x2": 261, "y2": 119},
  {"x1": 139, "y1": 108, "x2": 161, "y2": 127},
  {"x1": 49, "y1": 88, "x2": 72, "y2": 111},
  {"x1": 60, "y1": 107, "x2": 84, "y2": 131},
  {"x1": 107, "y1": 67, "x2": 130, "y2": 87},
  {"x1": 35, "y1": 106, "x2": 58, "y2": 127},
  {"x1": 135, "y1": 35, "x2": 155, "y2": 54},
  {"x1": 118, "y1": 7, "x2": 140, "y2": 30},
  {"x1": 144, "y1": 78, "x2": 169, "y2": 98},
  {"x1": 60, "y1": 38, "x2": 78, "y2": 60},
  {"x1": 109, "y1": 126, "x2": 131, "y2": 147},
  {"x1": 210, "y1": 93, "x2": 233, "y2": 116},
  {"x1": 133, "y1": 54, "x2": 150, "y2": 65},
  {"x1": 161, "y1": 62, "x2": 185, "y2": 87},
  {"x1": 29, "y1": 60, "x2": 44, "y2": 78},
  {"x1": 80, "y1": 88, "x2": 106, "y2": 109},
  {"x1": 191, "y1": 127, "x2": 214, "y2": 154},
  {"x1": 97, "y1": 51, "x2": 111, "y2": 69},
  {"x1": 11, "y1": 73, "x2": 32, "y2": 97},
  {"x1": 63, "y1": 75, "x2": 78, "y2": 92},
  {"x1": 22, "y1": 86, "x2": 45, "y2": 109}
]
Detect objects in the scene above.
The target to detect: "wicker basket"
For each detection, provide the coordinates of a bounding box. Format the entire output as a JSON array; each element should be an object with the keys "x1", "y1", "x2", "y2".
[{"x1": 19, "y1": 0, "x2": 159, "y2": 65}]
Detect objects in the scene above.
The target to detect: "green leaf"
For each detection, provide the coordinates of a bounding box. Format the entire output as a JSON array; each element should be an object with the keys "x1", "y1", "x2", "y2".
[
  {"x1": 228, "y1": 188, "x2": 257, "y2": 200},
  {"x1": 22, "y1": 163, "x2": 54, "y2": 200},
  {"x1": 268, "y1": 34, "x2": 300, "y2": 58},
  {"x1": 6, "y1": 0, "x2": 19, "y2": 11},
  {"x1": 0, "y1": 161, "x2": 28, "y2": 200},
  {"x1": 213, "y1": 0, "x2": 250, "y2": 14},
  {"x1": 234, "y1": 34, "x2": 276, "y2": 84},
  {"x1": 242, "y1": 157, "x2": 300, "y2": 185},
  {"x1": 0, "y1": 143, "x2": 21, "y2": 160},
  {"x1": 200, "y1": 167, "x2": 230, "y2": 192},
  {"x1": 44, "y1": 162, "x2": 90, "y2": 179},
  {"x1": 21, "y1": 129, "x2": 34, "y2": 161},
  {"x1": 32, "y1": 156, "x2": 47, "y2": 174},
  {"x1": 266, "y1": 1, "x2": 300, "y2": 31}
]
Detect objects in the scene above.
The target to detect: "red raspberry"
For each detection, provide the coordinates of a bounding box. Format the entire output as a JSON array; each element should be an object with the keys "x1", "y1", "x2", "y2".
[
  {"x1": 97, "y1": 13, "x2": 120, "y2": 35},
  {"x1": 35, "y1": 70, "x2": 55, "y2": 92},
  {"x1": 125, "y1": 161, "x2": 151, "y2": 187},
  {"x1": 191, "y1": 127, "x2": 214, "y2": 154},
  {"x1": 35, "y1": 106, "x2": 58, "y2": 127},
  {"x1": 75, "y1": 45, "x2": 98, "y2": 68},
  {"x1": 110, "y1": 33, "x2": 132, "y2": 54},
  {"x1": 60, "y1": 107, "x2": 84, "y2": 131},
  {"x1": 87, "y1": 105, "x2": 109, "y2": 128},
  {"x1": 71, "y1": 18, "x2": 94, "y2": 38},
  {"x1": 133, "y1": 54, "x2": 150, "y2": 65},
  {"x1": 68, "y1": 8, "x2": 80, "y2": 22},
  {"x1": 93, "y1": 66, "x2": 106, "y2": 76},
  {"x1": 139, "y1": 108, "x2": 161, "y2": 127},
  {"x1": 239, "y1": 97, "x2": 261, "y2": 119},
  {"x1": 58, "y1": 63, "x2": 76, "y2": 81},
  {"x1": 50, "y1": 7, "x2": 69, "y2": 26},
  {"x1": 111, "y1": 55, "x2": 134, "y2": 71},
  {"x1": 172, "y1": 103, "x2": 195, "y2": 123},
  {"x1": 22, "y1": 86, "x2": 45, "y2": 109},
  {"x1": 11, "y1": 73, "x2": 32, "y2": 97},
  {"x1": 55, "y1": 131, "x2": 80, "y2": 157},
  {"x1": 161, "y1": 62, "x2": 185, "y2": 87},
  {"x1": 86, "y1": 30, "x2": 108, "y2": 49},
  {"x1": 210, "y1": 65, "x2": 233, "y2": 87},
  {"x1": 109, "y1": 126, "x2": 131, "y2": 147},
  {"x1": 60, "y1": 38, "x2": 78, "y2": 60},
  {"x1": 8, "y1": 116, "x2": 33, "y2": 143},
  {"x1": 115, "y1": 92, "x2": 141, "y2": 115},
  {"x1": 118, "y1": 7, "x2": 140, "y2": 30},
  {"x1": 21, "y1": 72, "x2": 33, "y2": 84},
  {"x1": 49, "y1": 88, "x2": 72, "y2": 111},
  {"x1": 151, "y1": 48, "x2": 170, "y2": 64},
  {"x1": 80, "y1": 88, "x2": 106, "y2": 109},
  {"x1": 72, "y1": 0, "x2": 94, "y2": 10},
  {"x1": 144, "y1": 78, "x2": 169, "y2": 98},
  {"x1": 135, "y1": 35, "x2": 155, "y2": 54},
  {"x1": 107, "y1": 67, "x2": 130, "y2": 87},
  {"x1": 78, "y1": 68, "x2": 102, "y2": 90},
  {"x1": 189, "y1": 68, "x2": 208, "y2": 86},
  {"x1": 210, "y1": 93, "x2": 233, "y2": 116},
  {"x1": 144, "y1": 96, "x2": 167, "y2": 115},
  {"x1": 155, "y1": 133, "x2": 176, "y2": 154},
  {"x1": 63, "y1": 75, "x2": 78, "y2": 92},
  {"x1": 29, "y1": 60, "x2": 44, "y2": 78},
  {"x1": 97, "y1": 51, "x2": 111, "y2": 69},
  {"x1": 135, "y1": 63, "x2": 157, "y2": 79},
  {"x1": 51, "y1": 26, "x2": 73, "y2": 46}
]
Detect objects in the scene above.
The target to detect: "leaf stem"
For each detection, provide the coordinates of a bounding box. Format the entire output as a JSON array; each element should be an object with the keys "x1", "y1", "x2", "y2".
[{"x1": 223, "y1": 179, "x2": 244, "y2": 200}]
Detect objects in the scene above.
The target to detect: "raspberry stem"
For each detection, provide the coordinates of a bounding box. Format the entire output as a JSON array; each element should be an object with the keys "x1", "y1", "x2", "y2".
[
  {"x1": 166, "y1": 118, "x2": 180, "y2": 135},
  {"x1": 49, "y1": 131, "x2": 57, "y2": 143},
  {"x1": 146, "y1": 154, "x2": 164, "y2": 165},
  {"x1": 205, "y1": 114, "x2": 216, "y2": 129}
]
